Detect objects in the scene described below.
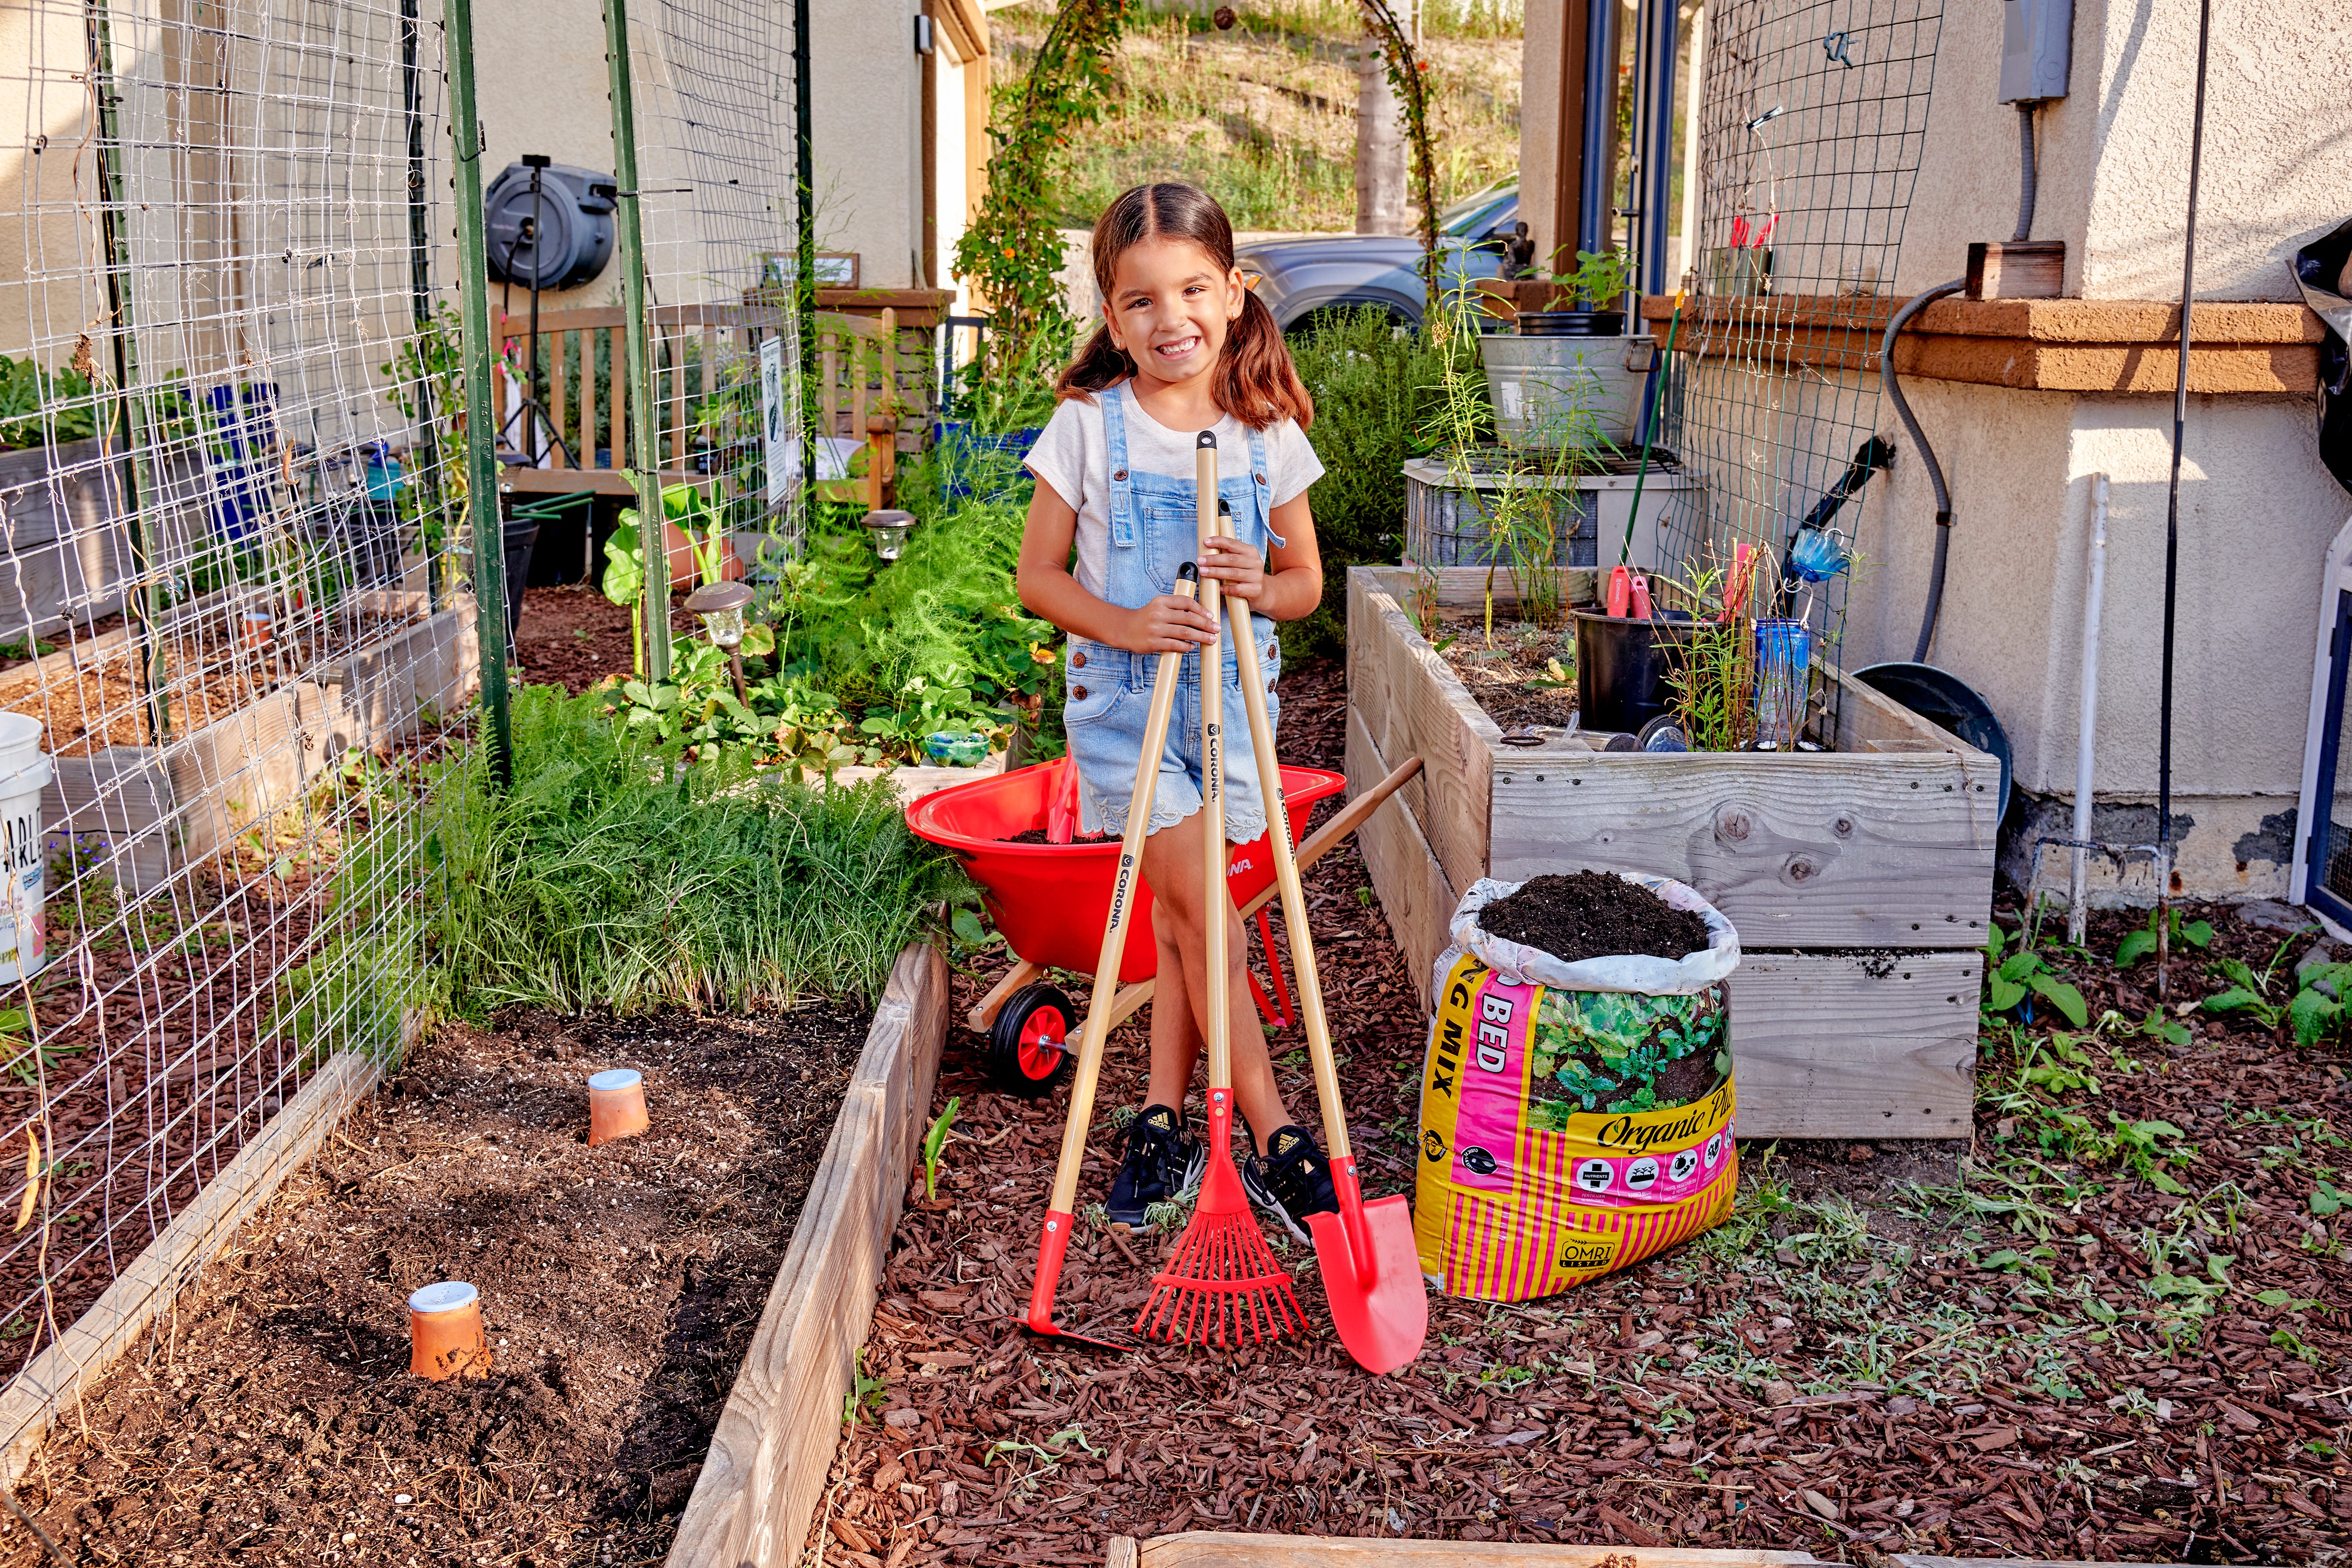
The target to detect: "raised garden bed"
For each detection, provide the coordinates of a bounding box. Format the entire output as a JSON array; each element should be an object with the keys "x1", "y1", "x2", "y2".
[
  {"x1": 8, "y1": 587, "x2": 478, "y2": 892},
  {"x1": 1347, "y1": 566, "x2": 1998, "y2": 1138},
  {"x1": 4, "y1": 942, "x2": 946, "y2": 1566}
]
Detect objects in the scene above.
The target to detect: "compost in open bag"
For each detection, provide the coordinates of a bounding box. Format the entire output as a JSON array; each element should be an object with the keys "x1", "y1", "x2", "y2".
[{"x1": 1416, "y1": 872, "x2": 1742, "y2": 1300}]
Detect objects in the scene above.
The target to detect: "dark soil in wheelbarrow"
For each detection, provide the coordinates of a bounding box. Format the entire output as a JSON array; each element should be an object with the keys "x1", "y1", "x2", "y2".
[
  {"x1": 802, "y1": 653, "x2": 2352, "y2": 1568},
  {"x1": 5, "y1": 1004, "x2": 870, "y2": 1567},
  {"x1": 1475, "y1": 870, "x2": 1712, "y2": 963}
]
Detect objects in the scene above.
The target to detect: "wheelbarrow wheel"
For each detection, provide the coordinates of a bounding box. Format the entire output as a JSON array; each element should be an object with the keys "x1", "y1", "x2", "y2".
[{"x1": 984, "y1": 982, "x2": 1077, "y2": 1099}]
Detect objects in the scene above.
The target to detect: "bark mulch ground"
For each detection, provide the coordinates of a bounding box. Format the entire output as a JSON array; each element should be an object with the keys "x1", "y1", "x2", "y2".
[
  {"x1": 8, "y1": 1003, "x2": 871, "y2": 1567},
  {"x1": 514, "y1": 581, "x2": 706, "y2": 698},
  {"x1": 807, "y1": 653, "x2": 2352, "y2": 1568}
]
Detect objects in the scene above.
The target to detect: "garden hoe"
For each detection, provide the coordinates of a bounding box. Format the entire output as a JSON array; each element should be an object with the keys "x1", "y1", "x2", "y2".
[
  {"x1": 1221, "y1": 501, "x2": 1428, "y2": 1375},
  {"x1": 1135, "y1": 432, "x2": 1308, "y2": 1349},
  {"x1": 1020, "y1": 561, "x2": 1202, "y2": 1350}
]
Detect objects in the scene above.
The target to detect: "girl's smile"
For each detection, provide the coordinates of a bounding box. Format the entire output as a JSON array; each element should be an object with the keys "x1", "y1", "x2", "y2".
[{"x1": 1107, "y1": 235, "x2": 1246, "y2": 402}]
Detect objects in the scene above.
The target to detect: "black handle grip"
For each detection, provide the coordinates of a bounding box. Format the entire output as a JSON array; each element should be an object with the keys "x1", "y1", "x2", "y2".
[
  {"x1": 1177, "y1": 561, "x2": 1199, "y2": 583},
  {"x1": 1196, "y1": 430, "x2": 1217, "y2": 449}
]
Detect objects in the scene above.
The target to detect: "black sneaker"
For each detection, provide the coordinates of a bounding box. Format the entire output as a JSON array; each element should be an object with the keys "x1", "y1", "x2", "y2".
[
  {"x1": 1105, "y1": 1105, "x2": 1204, "y2": 1233},
  {"x1": 1243, "y1": 1124, "x2": 1340, "y2": 1244}
]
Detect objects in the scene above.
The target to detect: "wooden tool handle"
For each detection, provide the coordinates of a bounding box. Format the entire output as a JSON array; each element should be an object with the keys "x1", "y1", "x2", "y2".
[
  {"x1": 1195, "y1": 432, "x2": 1230, "y2": 1099},
  {"x1": 1045, "y1": 566, "x2": 1199, "y2": 1215},
  {"x1": 1222, "y1": 563, "x2": 1348, "y2": 1162}
]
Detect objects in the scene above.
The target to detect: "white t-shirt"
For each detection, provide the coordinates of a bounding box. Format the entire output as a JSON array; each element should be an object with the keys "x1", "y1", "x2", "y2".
[{"x1": 1024, "y1": 384, "x2": 1325, "y2": 599}]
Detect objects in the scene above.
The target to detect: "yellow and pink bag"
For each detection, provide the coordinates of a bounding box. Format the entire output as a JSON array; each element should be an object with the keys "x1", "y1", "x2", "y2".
[{"x1": 1415, "y1": 873, "x2": 1742, "y2": 1301}]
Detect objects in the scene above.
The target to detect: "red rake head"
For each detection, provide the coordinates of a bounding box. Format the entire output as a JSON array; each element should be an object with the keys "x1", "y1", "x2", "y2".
[{"x1": 1133, "y1": 1159, "x2": 1306, "y2": 1348}]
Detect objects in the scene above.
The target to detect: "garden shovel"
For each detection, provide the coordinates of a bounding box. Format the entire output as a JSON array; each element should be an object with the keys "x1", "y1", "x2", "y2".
[
  {"x1": 1020, "y1": 563, "x2": 1202, "y2": 1350},
  {"x1": 1220, "y1": 503, "x2": 1428, "y2": 1375}
]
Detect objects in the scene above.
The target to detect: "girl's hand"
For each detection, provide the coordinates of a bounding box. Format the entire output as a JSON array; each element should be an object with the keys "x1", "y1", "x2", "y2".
[
  {"x1": 1117, "y1": 594, "x2": 1218, "y2": 654},
  {"x1": 1197, "y1": 534, "x2": 1265, "y2": 603}
]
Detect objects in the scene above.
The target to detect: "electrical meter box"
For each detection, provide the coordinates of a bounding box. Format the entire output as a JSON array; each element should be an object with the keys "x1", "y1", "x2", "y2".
[{"x1": 2000, "y1": 0, "x2": 2073, "y2": 103}]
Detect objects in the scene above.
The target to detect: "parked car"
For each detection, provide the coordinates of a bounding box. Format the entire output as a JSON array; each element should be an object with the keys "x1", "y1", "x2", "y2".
[{"x1": 1235, "y1": 180, "x2": 1522, "y2": 335}]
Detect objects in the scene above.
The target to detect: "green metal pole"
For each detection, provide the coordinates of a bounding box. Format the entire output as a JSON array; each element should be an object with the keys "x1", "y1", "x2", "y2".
[
  {"x1": 443, "y1": 0, "x2": 512, "y2": 786},
  {"x1": 794, "y1": 0, "x2": 815, "y2": 548},
  {"x1": 603, "y1": 0, "x2": 669, "y2": 685},
  {"x1": 84, "y1": 0, "x2": 168, "y2": 750}
]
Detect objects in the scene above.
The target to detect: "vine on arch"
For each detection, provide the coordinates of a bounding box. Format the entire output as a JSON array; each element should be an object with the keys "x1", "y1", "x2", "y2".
[
  {"x1": 954, "y1": 0, "x2": 1131, "y2": 382},
  {"x1": 1355, "y1": 1, "x2": 1442, "y2": 329}
]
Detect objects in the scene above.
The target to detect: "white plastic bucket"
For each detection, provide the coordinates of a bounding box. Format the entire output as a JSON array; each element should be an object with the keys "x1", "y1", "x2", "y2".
[{"x1": 0, "y1": 713, "x2": 52, "y2": 984}]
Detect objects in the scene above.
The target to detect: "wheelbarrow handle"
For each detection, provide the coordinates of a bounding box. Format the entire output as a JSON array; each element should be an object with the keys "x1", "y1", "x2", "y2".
[{"x1": 1101, "y1": 754, "x2": 1425, "y2": 1024}]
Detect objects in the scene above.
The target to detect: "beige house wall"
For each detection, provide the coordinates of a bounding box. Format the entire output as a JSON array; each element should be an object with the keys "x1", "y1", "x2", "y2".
[{"x1": 1684, "y1": 0, "x2": 2350, "y2": 902}]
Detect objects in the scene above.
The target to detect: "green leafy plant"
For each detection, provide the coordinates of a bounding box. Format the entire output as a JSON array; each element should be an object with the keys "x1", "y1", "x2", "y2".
[
  {"x1": 921, "y1": 1096, "x2": 960, "y2": 1200},
  {"x1": 844, "y1": 1348, "x2": 890, "y2": 1426},
  {"x1": 0, "y1": 352, "x2": 101, "y2": 450},
  {"x1": 1985, "y1": 924, "x2": 2090, "y2": 1028},
  {"x1": 2201, "y1": 955, "x2": 2287, "y2": 1029},
  {"x1": 2114, "y1": 907, "x2": 2214, "y2": 967},
  {"x1": 2287, "y1": 961, "x2": 2352, "y2": 1048},
  {"x1": 1535, "y1": 248, "x2": 1635, "y2": 312}
]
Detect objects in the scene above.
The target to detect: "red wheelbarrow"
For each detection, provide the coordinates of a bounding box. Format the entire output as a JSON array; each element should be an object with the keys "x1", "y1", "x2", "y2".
[{"x1": 905, "y1": 753, "x2": 1424, "y2": 1098}]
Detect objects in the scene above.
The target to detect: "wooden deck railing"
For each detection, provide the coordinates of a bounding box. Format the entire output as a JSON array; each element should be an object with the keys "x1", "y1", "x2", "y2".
[{"x1": 492, "y1": 305, "x2": 930, "y2": 503}]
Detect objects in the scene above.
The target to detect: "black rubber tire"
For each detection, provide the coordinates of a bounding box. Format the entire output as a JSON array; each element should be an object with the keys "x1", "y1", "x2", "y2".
[{"x1": 983, "y1": 982, "x2": 1078, "y2": 1099}]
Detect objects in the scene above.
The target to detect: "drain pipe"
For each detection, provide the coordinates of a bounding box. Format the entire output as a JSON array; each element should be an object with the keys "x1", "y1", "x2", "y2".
[
  {"x1": 1879, "y1": 279, "x2": 1967, "y2": 661},
  {"x1": 2068, "y1": 473, "x2": 2110, "y2": 944}
]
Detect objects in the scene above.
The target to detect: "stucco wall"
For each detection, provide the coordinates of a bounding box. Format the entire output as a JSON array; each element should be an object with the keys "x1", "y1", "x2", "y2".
[
  {"x1": 1900, "y1": 0, "x2": 2350, "y2": 300},
  {"x1": 1, "y1": 4, "x2": 101, "y2": 369},
  {"x1": 813, "y1": 0, "x2": 922, "y2": 288}
]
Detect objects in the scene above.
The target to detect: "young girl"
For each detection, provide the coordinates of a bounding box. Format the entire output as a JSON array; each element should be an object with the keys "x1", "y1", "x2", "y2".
[{"x1": 1018, "y1": 182, "x2": 1337, "y2": 1242}]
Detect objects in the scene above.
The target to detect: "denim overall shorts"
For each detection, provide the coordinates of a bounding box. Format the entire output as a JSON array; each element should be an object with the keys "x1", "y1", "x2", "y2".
[{"x1": 1064, "y1": 383, "x2": 1286, "y2": 844}]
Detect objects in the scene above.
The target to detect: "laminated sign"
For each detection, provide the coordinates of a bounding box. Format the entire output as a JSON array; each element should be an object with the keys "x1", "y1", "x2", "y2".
[{"x1": 1415, "y1": 875, "x2": 1742, "y2": 1300}]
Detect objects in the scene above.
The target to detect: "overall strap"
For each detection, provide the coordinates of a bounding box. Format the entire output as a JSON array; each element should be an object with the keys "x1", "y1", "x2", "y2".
[
  {"x1": 1101, "y1": 382, "x2": 1138, "y2": 548},
  {"x1": 1246, "y1": 423, "x2": 1287, "y2": 550}
]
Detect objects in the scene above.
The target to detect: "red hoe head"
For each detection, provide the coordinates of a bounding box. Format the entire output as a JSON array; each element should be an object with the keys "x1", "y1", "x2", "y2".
[{"x1": 1020, "y1": 1209, "x2": 1130, "y2": 1352}]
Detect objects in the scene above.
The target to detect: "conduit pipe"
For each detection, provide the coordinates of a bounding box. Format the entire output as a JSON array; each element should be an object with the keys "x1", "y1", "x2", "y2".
[{"x1": 2068, "y1": 473, "x2": 2109, "y2": 944}]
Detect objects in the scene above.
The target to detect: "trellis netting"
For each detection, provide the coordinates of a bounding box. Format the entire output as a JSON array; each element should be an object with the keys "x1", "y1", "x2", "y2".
[
  {"x1": 1653, "y1": 0, "x2": 1947, "y2": 713},
  {"x1": 0, "y1": 0, "x2": 803, "y2": 1442}
]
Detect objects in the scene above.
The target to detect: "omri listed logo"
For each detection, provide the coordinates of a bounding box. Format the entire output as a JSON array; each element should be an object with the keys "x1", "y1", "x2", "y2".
[{"x1": 1422, "y1": 1129, "x2": 1448, "y2": 1164}]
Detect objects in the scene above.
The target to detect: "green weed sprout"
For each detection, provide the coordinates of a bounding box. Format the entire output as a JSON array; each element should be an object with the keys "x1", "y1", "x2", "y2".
[{"x1": 922, "y1": 1096, "x2": 960, "y2": 1200}]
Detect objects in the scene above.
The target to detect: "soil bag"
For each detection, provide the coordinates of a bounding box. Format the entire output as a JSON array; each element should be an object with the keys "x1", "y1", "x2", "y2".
[{"x1": 1415, "y1": 872, "x2": 1742, "y2": 1300}]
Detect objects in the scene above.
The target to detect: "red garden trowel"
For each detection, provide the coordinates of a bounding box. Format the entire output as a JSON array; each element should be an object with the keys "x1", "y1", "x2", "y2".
[{"x1": 1220, "y1": 510, "x2": 1428, "y2": 1375}]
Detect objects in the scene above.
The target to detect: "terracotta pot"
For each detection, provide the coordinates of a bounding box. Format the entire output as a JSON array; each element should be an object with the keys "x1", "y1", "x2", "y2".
[
  {"x1": 661, "y1": 523, "x2": 742, "y2": 591},
  {"x1": 587, "y1": 1068, "x2": 649, "y2": 1146},
  {"x1": 409, "y1": 1281, "x2": 492, "y2": 1380}
]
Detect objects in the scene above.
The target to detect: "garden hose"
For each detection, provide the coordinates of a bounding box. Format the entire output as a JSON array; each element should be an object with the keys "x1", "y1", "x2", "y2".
[
  {"x1": 1879, "y1": 278, "x2": 1966, "y2": 661},
  {"x1": 1621, "y1": 290, "x2": 1685, "y2": 567}
]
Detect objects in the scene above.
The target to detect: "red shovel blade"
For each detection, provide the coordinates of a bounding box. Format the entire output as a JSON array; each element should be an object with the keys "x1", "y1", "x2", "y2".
[{"x1": 1306, "y1": 1192, "x2": 1427, "y2": 1375}]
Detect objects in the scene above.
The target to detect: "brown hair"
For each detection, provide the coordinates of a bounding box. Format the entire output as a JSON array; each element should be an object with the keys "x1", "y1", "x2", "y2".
[{"x1": 1055, "y1": 182, "x2": 1314, "y2": 432}]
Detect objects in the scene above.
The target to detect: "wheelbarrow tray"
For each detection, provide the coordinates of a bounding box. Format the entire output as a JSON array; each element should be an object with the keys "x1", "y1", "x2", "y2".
[{"x1": 906, "y1": 762, "x2": 1344, "y2": 982}]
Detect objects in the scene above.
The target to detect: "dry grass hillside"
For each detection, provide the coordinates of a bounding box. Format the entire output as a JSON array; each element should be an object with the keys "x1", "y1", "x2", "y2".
[{"x1": 988, "y1": 1, "x2": 1525, "y2": 235}]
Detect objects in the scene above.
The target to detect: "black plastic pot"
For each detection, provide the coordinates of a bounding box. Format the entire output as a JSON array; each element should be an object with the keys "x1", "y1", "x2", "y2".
[
  {"x1": 1573, "y1": 609, "x2": 1692, "y2": 735},
  {"x1": 501, "y1": 514, "x2": 540, "y2": 656},
  {"x1": 1517, "y1": 310, "x2": 1625, "y2": 337}
]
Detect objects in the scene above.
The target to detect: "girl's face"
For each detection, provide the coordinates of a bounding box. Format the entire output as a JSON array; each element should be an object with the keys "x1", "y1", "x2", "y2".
[{"x1": 1102, "y1": 236, "x2": 1245, "y2": 392}]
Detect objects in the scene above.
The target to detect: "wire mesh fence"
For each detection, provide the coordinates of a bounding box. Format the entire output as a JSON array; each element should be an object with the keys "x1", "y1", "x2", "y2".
[
  {"x1": 0, "y1": 0, "x2": 802, "y2": 1421},
  {"x1": 622, "y1": 0, "x2": 806, "y2": 576},
  {"x1": 1656, "y1": 0, "x2": 1946, "y2": 683},
  {"x1": 0, "y1": 0, "x2": 473, "y2": 1389}
]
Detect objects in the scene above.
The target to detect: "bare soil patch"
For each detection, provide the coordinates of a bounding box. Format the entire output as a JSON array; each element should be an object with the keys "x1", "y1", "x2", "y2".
[
  {"x1": 8, "y1": 1002, "x2": 870, "y2": 1567},
  {"x1": 804, "y1": 654, "x2": 2352, "y2": 1568},
  {"x1": 1431, "y1": 616, "x2": 1578, "y2": 732}
]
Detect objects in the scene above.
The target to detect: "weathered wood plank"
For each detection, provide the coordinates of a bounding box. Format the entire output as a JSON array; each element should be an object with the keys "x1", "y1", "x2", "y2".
[
  {"x1": 1348, "y1": 707, "x2": 1456, "y2": 1013},
  {"x1": 1374, "y1": 591, "x2": 1494, "y2": 893},
  {"x1": 1136, "y1": 1534, "x2": 1820, "y2": 1566},
  {"x1": 1825, "y1": 665, "x2": 1975, "y2": 751},
  {"x1": 1489, "y1": 750, "x2": 1999, "y2": 950},
  {"x1": 667, "y1": 944, "x2": 947, "y2": 1568},
  {"x1": 1729, "y1": 950, "x2": 1980, "y2": 1138},
  {"x1": 0, "y1": 1049, "x2": 385, "y2": 1482}
]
